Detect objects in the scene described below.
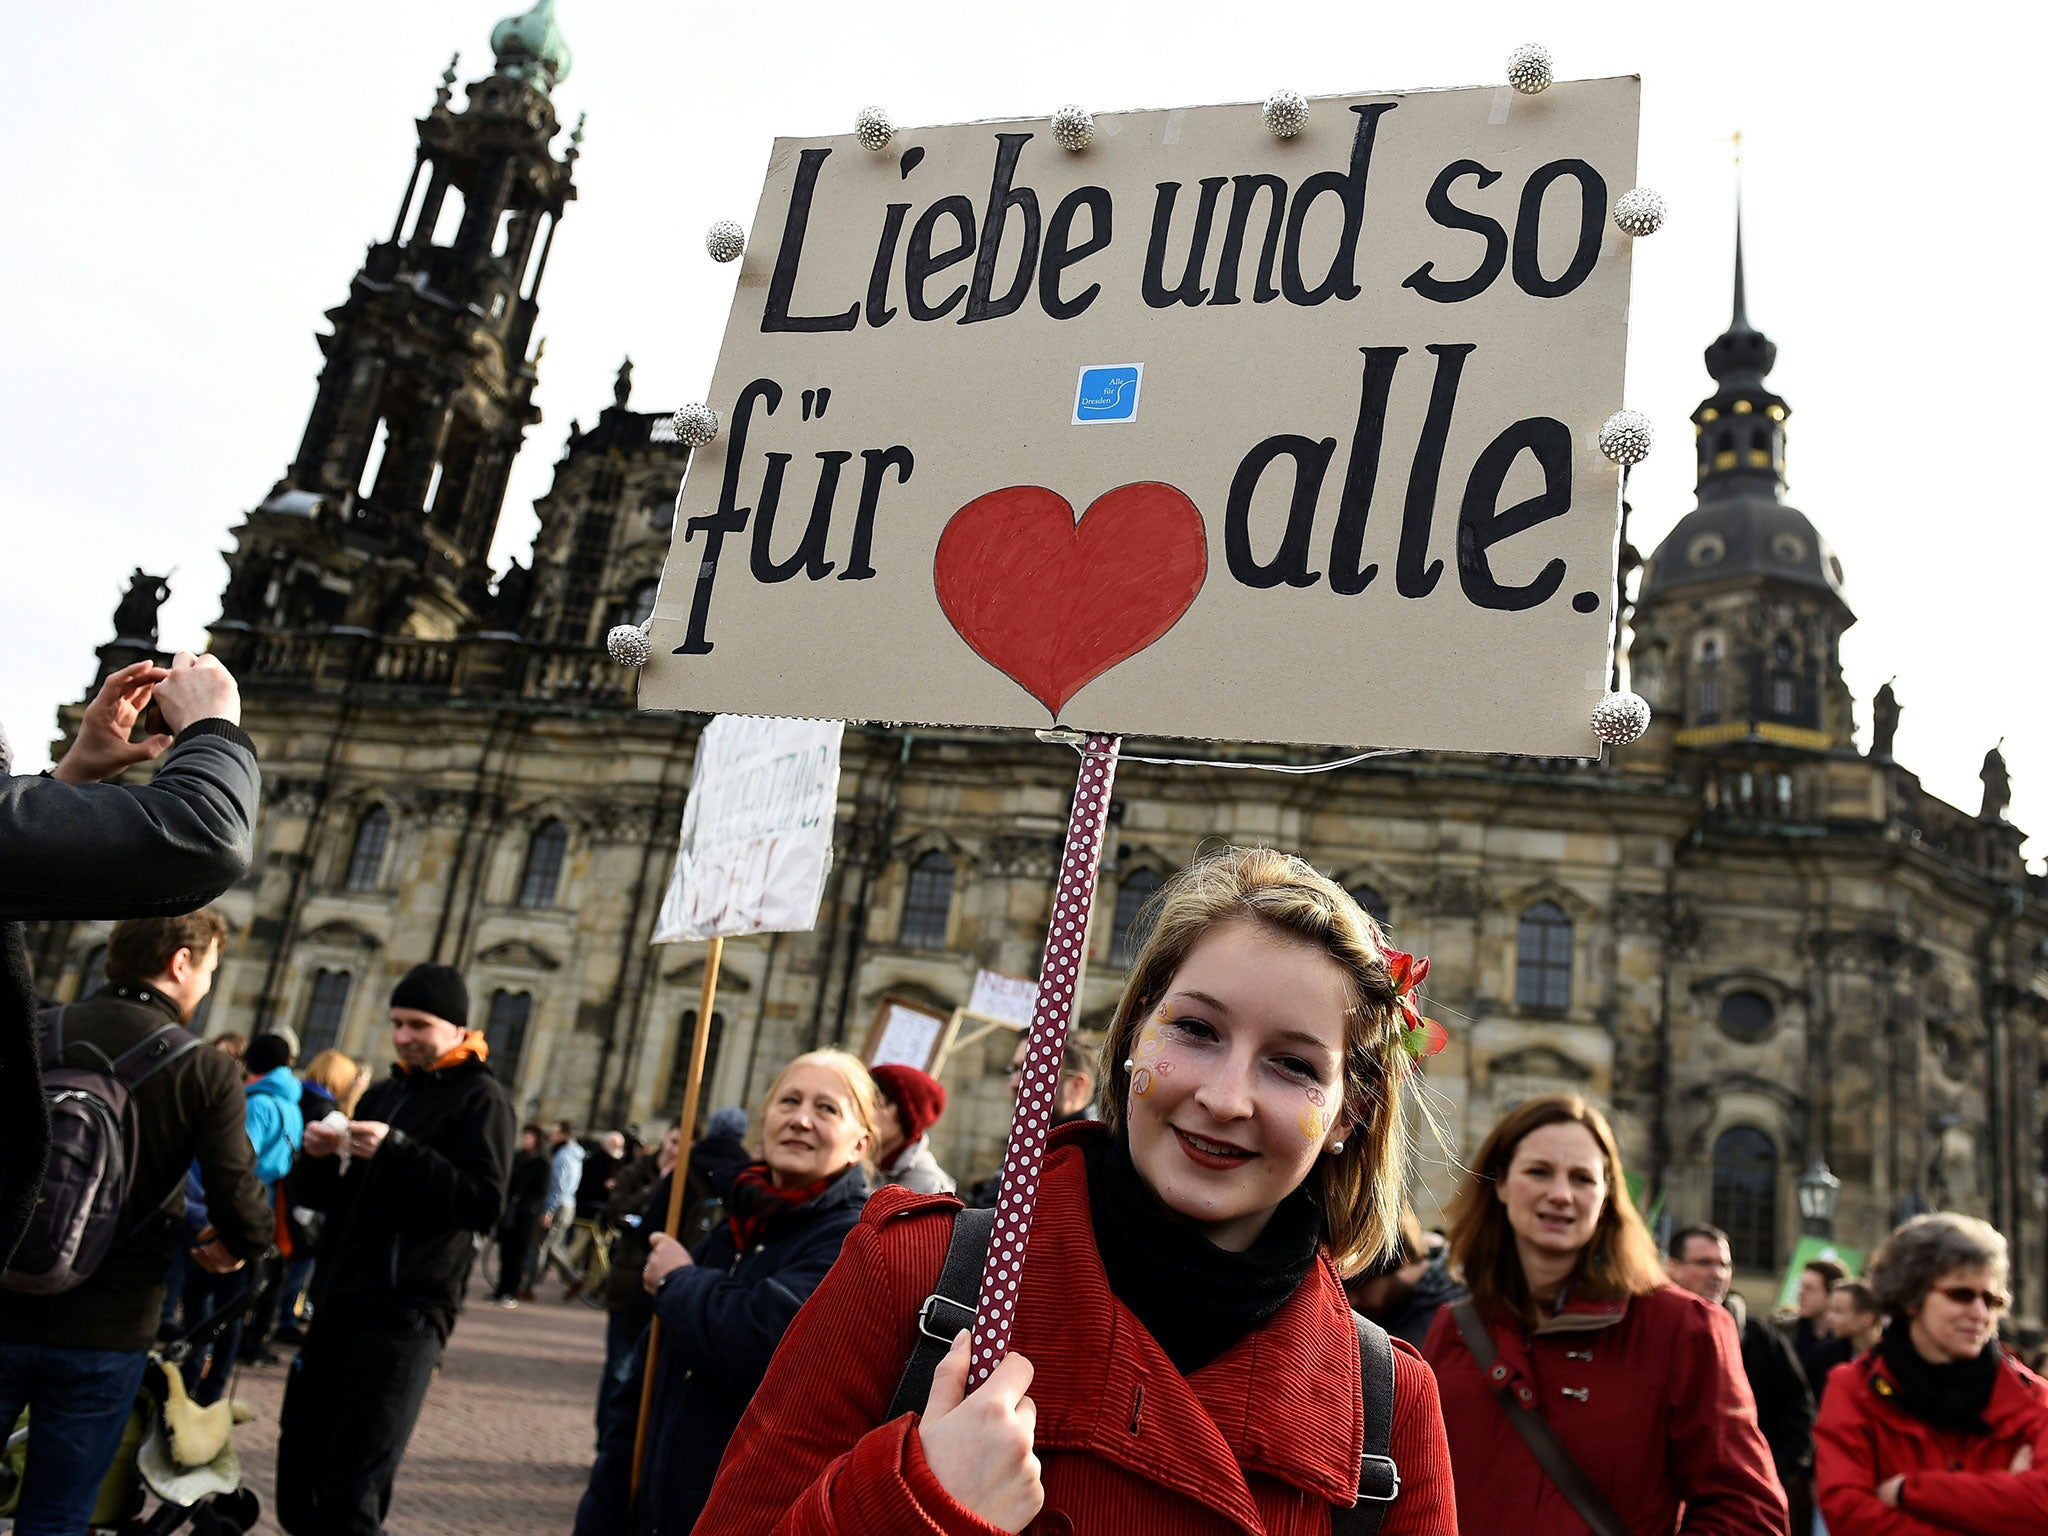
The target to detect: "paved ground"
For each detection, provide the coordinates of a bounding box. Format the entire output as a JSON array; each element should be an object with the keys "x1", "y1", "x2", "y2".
[{"x1": 224, "y1": 1271, "x2": 607, "y2": 1536}]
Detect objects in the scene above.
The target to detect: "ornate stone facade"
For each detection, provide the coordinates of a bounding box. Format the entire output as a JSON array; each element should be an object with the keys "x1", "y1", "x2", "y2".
[{"x1": 29, "y1": 14, "x2": 2048, "y2": 1311}]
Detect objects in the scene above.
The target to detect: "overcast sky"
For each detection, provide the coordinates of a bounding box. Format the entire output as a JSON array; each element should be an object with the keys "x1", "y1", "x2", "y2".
[{"x1": 6, "y1": 2, "x2": 2042, "y2": 864}]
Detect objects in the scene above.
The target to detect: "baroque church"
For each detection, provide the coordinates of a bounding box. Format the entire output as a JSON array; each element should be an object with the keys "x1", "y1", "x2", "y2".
[{"x1": 30, "y1": 4, "x2": 2048, "y2": 1308}]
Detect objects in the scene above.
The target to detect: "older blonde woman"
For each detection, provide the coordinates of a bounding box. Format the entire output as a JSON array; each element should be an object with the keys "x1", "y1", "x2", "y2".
[{"x1": 574, "y1": 1048, "x2": 879, "y2": 1536}]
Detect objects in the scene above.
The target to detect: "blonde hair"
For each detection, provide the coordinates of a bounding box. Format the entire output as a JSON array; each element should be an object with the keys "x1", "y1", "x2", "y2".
[
  {"x1": 1447, "y1": 1092, "x2": 1665, "y2": 1327},
  {"x1": 1097, "y1": 846, "x2": 1411, "y2": 1276},
  {"x1": 760, "y1": 1048, "x2": 884, "y2": 1177},
  {"x1": 303, "y1": 1049, "x2": 365, "y2": 1115}
]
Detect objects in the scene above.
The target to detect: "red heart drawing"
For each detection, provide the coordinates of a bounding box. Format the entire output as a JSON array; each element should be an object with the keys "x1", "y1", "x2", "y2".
[{"x1": 933, "y1": 482, "x2": 1209, "y2": 717}]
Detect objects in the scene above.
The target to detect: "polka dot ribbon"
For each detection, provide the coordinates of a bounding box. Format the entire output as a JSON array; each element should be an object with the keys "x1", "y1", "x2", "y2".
[{"x1": 969, "y1": 732, "x2": 1121, "y2": 1387}]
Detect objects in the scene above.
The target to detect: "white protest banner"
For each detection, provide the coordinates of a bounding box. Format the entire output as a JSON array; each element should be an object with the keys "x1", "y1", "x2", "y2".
[
  {"x1": 642, "y1": 80, "x2": 1639, "y2": 756},
  {"x1": 967, "y1": 969, "x2": 1039, "y2": 1028},
  {"x1": 653, "y1": 715, "x2": 842, "y2": 943}
]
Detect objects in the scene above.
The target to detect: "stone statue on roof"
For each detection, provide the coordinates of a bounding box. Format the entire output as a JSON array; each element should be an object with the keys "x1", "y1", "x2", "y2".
[
  {"x1": 1978, "y1": 741, "x2": 2011, "y2": 823},
  {"x1": 1870, "y1": 679, "x2": 1899, "y2": 762},
  {"x1": 112, "y1": 569, "x2": 171, "y2": 647}
]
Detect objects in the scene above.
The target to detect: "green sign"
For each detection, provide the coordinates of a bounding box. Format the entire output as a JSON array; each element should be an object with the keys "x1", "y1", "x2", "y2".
[{"x1": 1775, "y1": 1235, "x2": 1867, "y2": 1312}]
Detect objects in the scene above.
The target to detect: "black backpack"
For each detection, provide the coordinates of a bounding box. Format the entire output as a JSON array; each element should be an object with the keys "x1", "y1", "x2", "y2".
[
  {"x1": 0, "y1": 1006, "x2": 197, "y2": 1296},
  {"x1": 888, "y1": 1207, "x2": 1403, "y2": 1533}
]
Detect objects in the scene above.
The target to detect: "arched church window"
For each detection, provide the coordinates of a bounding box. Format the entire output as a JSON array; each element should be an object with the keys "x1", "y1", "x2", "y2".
[
  {"x1": 1515, "y1": 902, "x2": 1573, "y2": 1014},
  {"x1": 898, "y1": 851, "x2": 954, "y2": 949},
  {"x1": 667, "y1": 1010, "x2": 727, "y2": 1115},
  {"x1": 1712, "y1": 1127, "x2": 1779, "y2": 1272},
  {"x1": 1110, "y1": 868, "x2": 1164, "y2": 966},
  {"x1": 485, "y1": 990, "x2": 534, "y2": 1092},
  {"x1": 345, "y1": 807, "x2": 391, "y2": 893},
  {"x1": 1717, "y1": 989, "x2": 1776, "y2": 1043},
  {"x1": 1348, "y1": 882, "x2": 1392, "y2": 934},
  {"x1": 358, "y1": 420, "x2": 392, "y2": 499},
  {"x1": 517, "y1": 820, "x2": 569, "y2": 909},
  {"x1": 301, "y1": 969, "x2": 353, "y2": 1057},
  {"x1": 431, "y1": 184, "x2": 466, "y2": 246},
  {"x1": 1771, "y1": 677, "x2": 1798, "y2": 716}
]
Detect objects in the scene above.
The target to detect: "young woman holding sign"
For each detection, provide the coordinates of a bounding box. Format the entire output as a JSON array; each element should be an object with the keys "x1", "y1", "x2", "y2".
[{"x1": 695, "y1": 847, "x2": 1455, "y2": 1535}]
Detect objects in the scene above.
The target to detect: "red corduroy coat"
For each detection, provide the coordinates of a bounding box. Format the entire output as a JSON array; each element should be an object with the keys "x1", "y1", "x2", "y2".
[
  {"x1": 1814, "y1": 1346, "x2": 2048, "y2": 1536},
  {"x1": 1422, "y1": 1284, "x2": 1787, "y2": 1535},
  {"x1": 696, "y1": 1123, "x2": 1457, "y2": 1535}
]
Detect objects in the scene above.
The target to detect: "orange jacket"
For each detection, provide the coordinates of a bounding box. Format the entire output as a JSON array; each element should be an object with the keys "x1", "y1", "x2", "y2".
[
  {"x1": 1814, "y1": 1346, "x2": 2048, "y2": 1535},
  {"x1": 696, "y1": 1123, "x2": 1457, "y2": 1535}
]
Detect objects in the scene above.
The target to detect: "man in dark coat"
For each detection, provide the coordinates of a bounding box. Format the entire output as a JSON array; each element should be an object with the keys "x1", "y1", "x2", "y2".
[
  {"x1": 1669, "y1": 1224, "x2": 1816, "y2": 1525},
  {"x1": 274, "y1": 964, "x2": 515, "y2": 1536},
  {"x1": 1, "y1": 654, "x2": 260, "y2": 1268},
  {"x1": 0, "y1": 908, "x2": 272, "y2": 1536}
]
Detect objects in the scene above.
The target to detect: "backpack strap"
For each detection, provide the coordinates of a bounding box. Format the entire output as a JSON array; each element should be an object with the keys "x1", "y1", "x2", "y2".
[
  {"x1": 887, "y1": 1204, "x2": 996, "y2": 1420},
  {"x1": 1330, "y1": 1311, "x2": 1399, "y2": 1535},
  {"x1": 110, "y1": 1023, "x2": 200, "y2": 1089}
]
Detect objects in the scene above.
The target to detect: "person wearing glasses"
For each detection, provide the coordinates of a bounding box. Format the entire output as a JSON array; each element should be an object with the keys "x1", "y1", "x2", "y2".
[
  {"x1": 1814, "y1": 1213, "x2": 2048, "y2": 1533},
  {"x1": 963, "y1": 1034, "x2": 1096, "y2": 1208}
]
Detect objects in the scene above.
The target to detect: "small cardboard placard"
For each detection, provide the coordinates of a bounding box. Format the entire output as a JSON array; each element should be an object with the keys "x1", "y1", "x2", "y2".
[
  {"x1": 865, "y1": 1000, "x2": 950, "y2": 1071},
  {"x1": 653, "y1": 715, "x2": 842, "y2": 942},
  {"x1": 642, "y1": 80, "x2": 1639, "y2": 755}
]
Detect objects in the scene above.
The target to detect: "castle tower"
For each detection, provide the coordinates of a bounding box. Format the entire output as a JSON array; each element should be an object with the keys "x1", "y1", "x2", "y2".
[
  {"x1": 215, "y1": 1, "x2": 579, "y2": 641},
  {"x1": 1629, "y1": 219, "x2": 1857, "y2": 751}
]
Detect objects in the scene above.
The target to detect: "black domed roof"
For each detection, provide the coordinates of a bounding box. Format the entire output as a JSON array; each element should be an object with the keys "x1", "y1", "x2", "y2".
[{"x1": 1641, "y1": 491, "x2": 1845, "y2": 601}]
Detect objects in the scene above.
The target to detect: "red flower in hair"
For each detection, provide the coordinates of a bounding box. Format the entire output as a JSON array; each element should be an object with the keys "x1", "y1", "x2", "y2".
[{"x1": 1383, "y1": 946, "x2": 1447, "y2": 1062}]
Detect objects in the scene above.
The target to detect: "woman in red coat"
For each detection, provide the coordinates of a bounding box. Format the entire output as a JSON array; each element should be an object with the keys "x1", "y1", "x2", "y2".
[
  {"x1": 1814, "y1": 1212, "x2": 2048, "y2": 1534},
  {"x1": 696, "y1": 847, "x2": 1457, "y2": 1534},
  {"x1": 1422, "y1": 1094, "x2": 1786, "y2": 1535}
]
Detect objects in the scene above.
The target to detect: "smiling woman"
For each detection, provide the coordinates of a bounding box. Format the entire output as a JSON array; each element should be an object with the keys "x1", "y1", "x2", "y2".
[
  {"x1": 695, "y1": 846, "x2": 1458, "y2": 1536},
  {"x1": 573, "y1": 1049, "x2": 879, "y2": 1536},
  {"x1": 1424, "y1": 1094, "x2": 1788, "y2": 1535}
]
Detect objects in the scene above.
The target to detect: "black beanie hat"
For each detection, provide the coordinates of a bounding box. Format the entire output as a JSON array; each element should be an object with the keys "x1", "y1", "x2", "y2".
[
  {"x1": 389, "y1": 964, "x2": 469, "y2": 1030},
  {"x1": 244, "y1": 1033, "x2": 295, "y2": 1075}
]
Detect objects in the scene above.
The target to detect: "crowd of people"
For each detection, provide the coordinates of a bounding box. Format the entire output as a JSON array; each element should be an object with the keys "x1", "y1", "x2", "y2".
[{"x1": 5, "y1": 656, "x2": 2046, "y2": 1536}]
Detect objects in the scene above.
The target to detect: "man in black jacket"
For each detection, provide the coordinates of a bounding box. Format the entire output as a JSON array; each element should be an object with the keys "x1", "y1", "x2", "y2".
[
  {"x1": 0, "y1": 907, "x2": 273, "y2": 1536},
  {"x1": 1669, "y1": 1224, "x2": 1816, "y2": 1524},
  {"x1": 274, "y1": 964, "x2": 514, "y2": 1536},
  {"x1": 2, "y1": 652, "x2": 260, "y2": 1269}
]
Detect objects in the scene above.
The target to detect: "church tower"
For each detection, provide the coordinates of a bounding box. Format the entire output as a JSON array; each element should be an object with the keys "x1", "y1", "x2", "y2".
[
  {"x1": 216, "y1": 1, "x2": 579, "y2": 641},
  {"x1": 1629, "y1": 222, "x2": 1857, "y2": 751}
]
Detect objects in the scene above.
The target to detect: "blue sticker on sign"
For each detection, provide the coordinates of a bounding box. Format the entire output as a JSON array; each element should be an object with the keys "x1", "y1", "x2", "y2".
[{"x1": 1073, "y1": 363, "x2": 1144, "y2": 425}]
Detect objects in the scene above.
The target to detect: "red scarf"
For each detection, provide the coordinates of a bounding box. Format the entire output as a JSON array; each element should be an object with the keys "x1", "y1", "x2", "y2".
[{"x1": 724, "y1": 1163, "x2": 835, "y2": 1252}]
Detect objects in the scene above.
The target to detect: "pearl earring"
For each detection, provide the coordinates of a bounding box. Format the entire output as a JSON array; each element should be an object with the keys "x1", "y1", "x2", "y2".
[
  {"x1": 1331, "y1": 1140, "x2": 1345, "y2": 1153},
  {"x1": 1123, "y1": 1058, "x2": 1135, "y2": 1070}
]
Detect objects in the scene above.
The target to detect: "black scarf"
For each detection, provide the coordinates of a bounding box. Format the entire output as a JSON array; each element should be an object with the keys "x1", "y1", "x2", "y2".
[
  {"x1": 1878, "y1": 1323, "x2": 2002, "y2": 1432},
  {"x1": 1085, "y1": 1134, "x2": 1320, "y2": 1376}
]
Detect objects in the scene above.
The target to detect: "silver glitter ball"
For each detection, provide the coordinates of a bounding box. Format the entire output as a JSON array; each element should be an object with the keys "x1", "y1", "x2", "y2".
[
  {"x1": 704, "y1": 220, "x2": 746, "y2": 263},
  {"x1": 606, "y1": 624, "x2": 651, "y2": 668},
  {"x1": 1051, "y1": 104, "x2": 1094, "y2": 152},
  {"x1": 854, "y1": 105, "x2": 894, "y2": 151},
  {"x1": 1612, "y1": 187, "x2": 1666, "y2": 238},
  {"x1": 670, "y1": 403, "x2": 720, "y2": 448},
  {"x1": 1506, "y1": 43, "x2": 1553, "y2": 95},
  {"x1": 1591, "y1": 691, "x2": 1652, "y2": 746},
  {"x1": 1598, "y1": 409, "x2": 1654, "y2": 466},
  {"x1": 1261, "y1": 89, "x2": 1309, "y2": 138}
]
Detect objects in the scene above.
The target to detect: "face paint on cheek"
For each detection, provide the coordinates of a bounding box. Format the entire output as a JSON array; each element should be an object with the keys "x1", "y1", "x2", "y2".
[
  {"x1": 1131, "y1": 1067, "x2": 1154, "y2": 1097},
  {"x1": 1298, "y1": 1102, "x2": 1325, "y2": 1141},
  {"x1": 1133, "y1": 1018, "x2": 1166, "y2": 1065}
]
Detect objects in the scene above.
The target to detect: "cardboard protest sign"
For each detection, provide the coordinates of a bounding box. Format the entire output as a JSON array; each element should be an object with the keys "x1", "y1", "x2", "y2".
[
  {"x1": 967, "y1": 969, "x2": 1039, "y2": 1028},
  {"x1": 642, "y1": 80, "x2": 1639, "y2": 755},
  {"x1": 652, "y1": 715, "x2": 842, "y2": 942},
  {"x1": 865, "y1": 1000, "x2": 949, "y2": 1071}
]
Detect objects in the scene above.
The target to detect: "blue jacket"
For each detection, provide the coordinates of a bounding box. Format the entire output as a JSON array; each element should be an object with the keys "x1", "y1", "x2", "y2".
[
  {"x1": 547, "y1": 1139, "x2": 585, "y2": 1213},
  {"x1": 244, "y1": 1066, "x2": 304, "y2": 1189},
  {"x1": 641, "y1": 1163, "x2": 868, "y2": 1535}
]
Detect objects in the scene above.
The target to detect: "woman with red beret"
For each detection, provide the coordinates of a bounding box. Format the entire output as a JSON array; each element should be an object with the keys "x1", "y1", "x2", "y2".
[
  {"x1": 869, "y1": 1062, "x2": 957, "y2": 1196},
  {"x1": 695, "y1": 846, "x2": 1456, "y2": 1535}
]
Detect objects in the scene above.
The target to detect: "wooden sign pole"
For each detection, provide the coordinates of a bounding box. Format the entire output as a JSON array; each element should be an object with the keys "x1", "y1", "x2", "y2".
[{"x1": 628, "y1": 934, "x2": 724, "y2": 1502}]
